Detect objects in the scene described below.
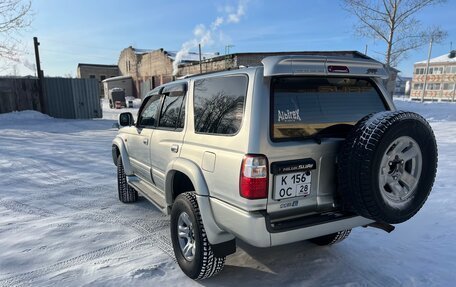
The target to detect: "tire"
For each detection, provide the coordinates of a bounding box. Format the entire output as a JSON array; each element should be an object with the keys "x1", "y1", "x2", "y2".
[
  {"x1": 338, "y1": 111, "x2": 438, "y2": 224},
  {"x1": 171, "y1": 192, "x2": 225, "y2": 280},
  {"x1": 309, "y1": 229, "x2": 351, "y2": 246},
  {"x1": 117, "y1": 156, "x2": 138, "y2": 203}
]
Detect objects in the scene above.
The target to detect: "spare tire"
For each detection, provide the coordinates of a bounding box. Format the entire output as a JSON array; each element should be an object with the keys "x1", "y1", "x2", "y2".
[{"x1": 338, "y1": 111, "x2": 437, "y2": 224}]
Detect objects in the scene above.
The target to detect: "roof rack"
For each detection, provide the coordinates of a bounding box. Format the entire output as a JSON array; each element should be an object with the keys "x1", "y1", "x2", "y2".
[{"x1": 177, "y1": 66, "x2": 243, "y2": 79}]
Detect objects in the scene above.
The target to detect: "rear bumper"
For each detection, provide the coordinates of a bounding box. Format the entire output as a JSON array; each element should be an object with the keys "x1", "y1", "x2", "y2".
[{"x1": 210, "y1": 197, "x2": 374, "y2": 248}]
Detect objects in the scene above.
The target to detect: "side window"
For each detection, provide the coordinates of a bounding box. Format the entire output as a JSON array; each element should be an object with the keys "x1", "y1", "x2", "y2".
[
  {"x1": 193, "y1": 75, "x2": 248, "y2": 135},
  {"x1": 158, "y1": 91, "x2": 186, "y2": 130},
  {"x1": 137, "y1": 95, "x2": 161, "y2": 128}
]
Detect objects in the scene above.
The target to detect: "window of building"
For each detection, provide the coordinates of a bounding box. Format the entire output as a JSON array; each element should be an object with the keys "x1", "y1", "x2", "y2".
[
  {"x1": 426, "y1": 83, "x2": 441, "y2": 90},
  {"x1": 413, "y1": 83, "x2": 424, "y2": 90},
  {"x1": 100, "y1": 75, "x2": 106, "y2": 81},
  {"x1": 89, "y1": 75, "x2": 96, "y2": 79},
  {"x1": 443, "y1": 83, "x2": 455, "y2": 90},
  {"x1": 415, "y1": 68, "x2": 426, "y2": 75},
  {"x1": 428, "y1": 67, "x2": 443, "y2": 74},
  {"x1": 158, "y1": 92, "x2": 186, "y2": 130},
  {"x1": 150, "y1": 77, "x2": 155, "y2": 90},
  {"x1": 193, "y1": 75, "x2": 248, "y2": 135}
]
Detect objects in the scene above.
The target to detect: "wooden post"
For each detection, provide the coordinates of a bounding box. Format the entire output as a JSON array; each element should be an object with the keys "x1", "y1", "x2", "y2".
[
  {"x1": 33, "y1": 37, "x2": 46, "y2": 113},
  {"x1": 198, "y1": 44, "x2": 202, "y2": 74}
]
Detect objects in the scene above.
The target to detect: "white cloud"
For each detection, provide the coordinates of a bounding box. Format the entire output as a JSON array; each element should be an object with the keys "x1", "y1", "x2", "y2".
[{"x1": 172, "y1": 0, "x2": 248, "y2": 75}]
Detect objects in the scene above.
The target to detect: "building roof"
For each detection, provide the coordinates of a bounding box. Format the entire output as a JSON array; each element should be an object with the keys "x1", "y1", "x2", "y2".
[
  {"x1": 165, "y1": 51, "x2": 220, "y2": 62},
  {"x1": 416, "y1": 51, "x2": 456, "y2": 64},
  {"x1": 77, "y1": 63, "x2": 118, "y2": 68},
  {"x1": 101, "y1": 75, "x2": 132, "y2": 83},
  {"x1": 130, "y1": 47, "x2": 220, "y2": 62},
  {"x1": 190, "y1": 50, "x2": 377, "y2": 64},
  {"x1": 132, "y1": 48, "x2": 155, "y2": 55}
]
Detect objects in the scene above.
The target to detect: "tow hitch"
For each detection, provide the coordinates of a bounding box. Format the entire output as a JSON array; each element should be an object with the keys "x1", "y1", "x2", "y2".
[{"x1": 364, "y1": 222, "x2": 395, "y2": 233}]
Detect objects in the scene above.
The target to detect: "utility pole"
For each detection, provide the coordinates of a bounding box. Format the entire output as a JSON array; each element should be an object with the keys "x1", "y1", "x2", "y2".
[
  {"x1": 421, "y1": 33, "x2": 441, "y2": 102},
  {"x1": 364, "y1": 44, "x2": 368, "y2": 55},
  {"x1": 33, "y1": 37, "x2": 45, "y2": 113},
  {"x1": 224, "y1": 45, "x2": 234, "y2": 69},
  {"x1": 198, "y1": 44, "x2": 202, "y2": 74}
]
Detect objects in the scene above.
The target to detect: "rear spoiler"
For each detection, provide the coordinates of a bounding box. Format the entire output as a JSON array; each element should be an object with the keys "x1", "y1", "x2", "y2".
[{"x1": 262, "y1": 55, "x2": 389, "y2": 80}]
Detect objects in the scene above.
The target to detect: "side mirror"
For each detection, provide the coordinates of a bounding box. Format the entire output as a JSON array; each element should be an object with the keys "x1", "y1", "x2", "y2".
[{"x1": 118, "y1": 112, "x2": 134, "y2": 127}]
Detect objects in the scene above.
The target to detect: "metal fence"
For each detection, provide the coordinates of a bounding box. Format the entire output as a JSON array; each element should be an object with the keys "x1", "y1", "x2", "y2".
[
  {"x1": 43, "y1": 78, "x2": 102, "y2": 119},
  {"x1": 0, "y1": 77, "x2": 102, "y2": 119}
]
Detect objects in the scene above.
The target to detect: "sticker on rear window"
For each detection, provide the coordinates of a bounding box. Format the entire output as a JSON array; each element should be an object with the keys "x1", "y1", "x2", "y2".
[{"x1": 278, "y1": 109, "x2": 301, "y2": 122}]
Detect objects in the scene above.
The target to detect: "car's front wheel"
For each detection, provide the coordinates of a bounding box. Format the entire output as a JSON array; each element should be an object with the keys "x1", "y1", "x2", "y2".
[
  {"x1": 117, "y1": 156, "x2": 138, "y2": 203},
  {"x1": 171, "y1": 192, "x2": 225, "y2": 280}
]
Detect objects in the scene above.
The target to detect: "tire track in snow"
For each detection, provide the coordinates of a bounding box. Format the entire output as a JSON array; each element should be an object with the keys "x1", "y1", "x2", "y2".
[
  {"x1": 0, "y1": 199, "x2": 55, "y2": 218},
  {"x1": 0, "y1": 228, "x2": 174, "y2": 287},
  {"x1": 321, "y1": 245, "x2": 403, "y2": 286},
  {"x1": 0, "y1": 156, "x2": 86, "y2": 189},
  {"x1": 0, "y1": 236, "x2": 148, "y2": 287}
]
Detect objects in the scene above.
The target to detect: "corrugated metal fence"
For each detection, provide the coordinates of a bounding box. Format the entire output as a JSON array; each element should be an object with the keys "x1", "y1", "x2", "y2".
[
  {"x1": 0, "y1": 77, "x2": 102, "y2": 119},
  {"x1": 43, "y1": 78, "x2": 102, "y2": 119}
]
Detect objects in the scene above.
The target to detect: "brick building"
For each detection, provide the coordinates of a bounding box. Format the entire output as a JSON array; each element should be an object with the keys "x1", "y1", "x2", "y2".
[
  {"x1": 77, "y1": 63, "x2": 120, "y2": 95},
  {"x1": 118, "y1": 47, "x2": 219, "y2": 98},
  {"x1": 411, "y1": 50, "x2": 456, "y2": 101}
]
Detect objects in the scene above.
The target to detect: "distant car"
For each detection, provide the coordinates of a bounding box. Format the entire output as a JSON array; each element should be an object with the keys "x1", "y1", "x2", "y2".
[{"x1": 111, "y1": 54, "x2": 438, "y2": 280}]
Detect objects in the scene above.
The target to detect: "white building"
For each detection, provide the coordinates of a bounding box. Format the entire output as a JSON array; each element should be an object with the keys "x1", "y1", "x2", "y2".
[{"x1": 411, "y1": 50, "x2": 456, "y2": 101}]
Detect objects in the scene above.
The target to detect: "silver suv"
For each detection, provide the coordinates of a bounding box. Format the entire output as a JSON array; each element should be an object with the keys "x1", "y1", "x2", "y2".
[{"x1": 112, "y1": 55, "x2": 437, "y2": 280}]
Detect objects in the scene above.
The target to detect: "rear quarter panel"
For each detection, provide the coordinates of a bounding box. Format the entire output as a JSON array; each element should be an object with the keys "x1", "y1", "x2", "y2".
[{"x1": 179, "y1": 69, "x2": 267, "y2": 211}]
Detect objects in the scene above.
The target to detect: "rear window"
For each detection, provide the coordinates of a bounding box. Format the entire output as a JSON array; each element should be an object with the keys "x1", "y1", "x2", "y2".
[
  {"x1": 271, "y1": 77, "x2": 386, "y2": 141},
  {"x1": 194, "y1": 75, "x2": 247, "y2": 135}
]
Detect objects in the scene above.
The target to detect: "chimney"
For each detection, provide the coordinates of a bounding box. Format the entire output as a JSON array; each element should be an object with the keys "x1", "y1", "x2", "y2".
[{"x1": 450, "y1": 50, "x2": 456, "y2": 59}]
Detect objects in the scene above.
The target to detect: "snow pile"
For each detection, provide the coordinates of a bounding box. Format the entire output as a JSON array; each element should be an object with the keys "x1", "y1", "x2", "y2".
[
  {"x1": 395, "y1": 98, "x2": 456, "y2": 122},
  {"x1": 0, "y1": 110, "x2": 52, "y2": 121}
]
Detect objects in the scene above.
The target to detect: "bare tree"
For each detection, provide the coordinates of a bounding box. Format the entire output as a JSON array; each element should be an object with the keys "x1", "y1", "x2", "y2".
[
  {"x1": 343, "y1": 0, "x2": 447, "y2": 67},
  {"x1": 0, "y1": 0, "x2": 32, "y2": 62}
]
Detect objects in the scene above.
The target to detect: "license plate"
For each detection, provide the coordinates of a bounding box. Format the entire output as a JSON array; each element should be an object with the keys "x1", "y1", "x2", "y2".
[{"x1": 273, "y1": 171, "x2": 312, "y2": 200}]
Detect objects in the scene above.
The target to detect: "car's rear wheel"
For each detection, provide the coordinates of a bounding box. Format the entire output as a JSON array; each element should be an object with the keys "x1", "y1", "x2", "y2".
[
  {"x1": 309, "y1": 229, "x2": 351, "y2": 246},
  {"x1": 117, "y1": 156, "x2": 138, "y2": 203},
  {"x1": 171, "y1": 192, "x2": 225, "y2": 280}
]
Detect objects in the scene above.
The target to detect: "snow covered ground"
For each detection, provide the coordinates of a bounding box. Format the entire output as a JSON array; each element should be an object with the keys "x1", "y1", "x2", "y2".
[{"x1": 0, "y1": 99, "x2": 455, "y2": 286}]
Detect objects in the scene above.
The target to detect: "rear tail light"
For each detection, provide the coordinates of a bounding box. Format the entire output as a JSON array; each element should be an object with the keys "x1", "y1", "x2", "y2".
[
  {"x1": 328, "y1": 65, "x2": 350, "y2": 73},
  {"x1": 240, "y1": 155, "x2": 268, "y2": 199}
]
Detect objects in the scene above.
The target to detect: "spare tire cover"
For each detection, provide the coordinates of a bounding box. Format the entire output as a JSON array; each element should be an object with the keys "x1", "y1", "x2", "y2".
[{"x1": 338, "y1": 111, "x2": 438, "y2": 224}]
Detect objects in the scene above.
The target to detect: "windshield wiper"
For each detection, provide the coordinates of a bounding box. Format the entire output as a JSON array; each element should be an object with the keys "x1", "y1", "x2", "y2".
[{"x1": 312, "y1": 124, "x2": 353, "y2": 145}]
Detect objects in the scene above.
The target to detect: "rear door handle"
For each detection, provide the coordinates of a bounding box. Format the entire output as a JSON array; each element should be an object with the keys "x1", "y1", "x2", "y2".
[
  {"x1": 143, "y1": 138, "x2": 149, "y2": 145},
  {"x1": 171, "y1": 144, "x2": 179, "y2": 153}
]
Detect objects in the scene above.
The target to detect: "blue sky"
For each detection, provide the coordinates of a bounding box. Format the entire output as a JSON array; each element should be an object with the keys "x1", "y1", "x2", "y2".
[{"x1": 12, "y1": 0, "x2": 456, "y2": 77}]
